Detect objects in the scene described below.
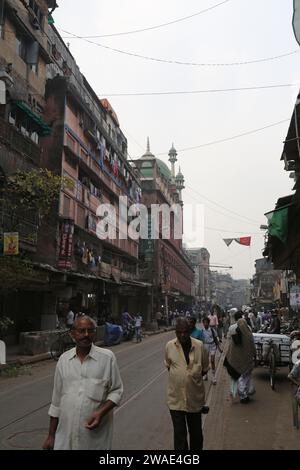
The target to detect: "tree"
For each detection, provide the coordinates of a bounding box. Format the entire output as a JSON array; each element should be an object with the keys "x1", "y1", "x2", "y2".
[
  {"x1": 4, "y1": 168, "x2": 72, "y2": 219},
  {"x1": 0, "y1": 169, "x2": 73, "y2": 292}
]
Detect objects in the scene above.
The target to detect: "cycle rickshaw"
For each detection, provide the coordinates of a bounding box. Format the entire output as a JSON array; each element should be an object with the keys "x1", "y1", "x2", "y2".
[{"x1": 253, "y1": 333, "x2": 291, "y2": 390}]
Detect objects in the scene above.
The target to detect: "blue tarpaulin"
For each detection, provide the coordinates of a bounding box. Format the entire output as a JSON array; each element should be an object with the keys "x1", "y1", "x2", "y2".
[{"x1": 104, "y1": 323, "x2": 123, "y2": 346}]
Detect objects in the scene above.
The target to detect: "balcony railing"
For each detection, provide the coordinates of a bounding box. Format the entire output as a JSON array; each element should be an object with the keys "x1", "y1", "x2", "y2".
[
  {"x1": 0, "y1": 118, "x2": 41, "y2": 165},
  {"x1": 1, "y1": 210, "x2": 39, "y2": 247}
]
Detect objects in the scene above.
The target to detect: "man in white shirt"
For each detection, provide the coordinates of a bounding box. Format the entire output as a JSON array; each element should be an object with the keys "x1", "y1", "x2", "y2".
[
  {"x1": 66, "y1": 307, "x2": 75, "y2": 329},
  {"x1": 43, "y1": 316, "x2": 123, "y2": 450}
]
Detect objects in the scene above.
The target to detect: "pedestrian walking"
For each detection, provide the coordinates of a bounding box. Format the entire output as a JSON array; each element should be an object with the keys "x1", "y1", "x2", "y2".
[
  {"x1": 66, "y1": 306, "x2": 75, "y2": 329},
  {"x1": 155, "y1": 311, "x2": 162, "y2": 328},
  {"x1": 207, "y1": 310, "x2": 219, "y2": 335},
  {"x1": 188, "y1": 316, "x2": 204, "y2": 342},
  {"x1": 134, "y1": 313, "x2": 143, "y2": 342},
  {"x1": 201, "y1": 317, "x2": 222, "y2": 385},
  {"x1": 224, "y1": 317, "x2": 256, "y2": 404},
  {"x1": 43, "y1": 315, "x2": 123, "y2": 450},
  {"x1": 288, "y1": 360, "x2": 300, "y2": 405},
  {"x1": 223, "y1": 312, "x2": 230, "y2": 338},
  {"x1": 165, "y1": 317, "x2": 209, "y2": 451}
]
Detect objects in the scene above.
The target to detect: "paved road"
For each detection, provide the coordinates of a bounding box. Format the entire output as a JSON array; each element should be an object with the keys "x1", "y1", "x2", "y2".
[
  {"x1": 0, "y1": 331, "x2": 177, "y2": 450},
  {"x1": 1, "y1": 331, "x2": 296, "y2": 450}
]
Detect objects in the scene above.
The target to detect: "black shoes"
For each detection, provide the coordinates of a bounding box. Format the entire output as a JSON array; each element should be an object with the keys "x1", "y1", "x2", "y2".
[
  {"x1": 201, "y1": 406, "x2": 210, "y2": 414},
  {"x1": 240, "y1": 397, "x2": 250, "y2": 404}
]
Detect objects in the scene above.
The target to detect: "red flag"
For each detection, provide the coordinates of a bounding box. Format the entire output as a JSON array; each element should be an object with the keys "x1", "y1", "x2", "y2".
[{"x1": 235, "y1": 237, "x2": 251, "y2": 246}]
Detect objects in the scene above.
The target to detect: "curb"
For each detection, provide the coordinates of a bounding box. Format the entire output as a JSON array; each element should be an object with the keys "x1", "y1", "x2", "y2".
[{"x1": 0, "y1": 352, "x2": 51, "y2": 373}]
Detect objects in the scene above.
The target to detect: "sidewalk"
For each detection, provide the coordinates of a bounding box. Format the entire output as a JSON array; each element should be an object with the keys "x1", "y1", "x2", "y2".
[
  {"x1": 204, "y1": 349, "x2": 300, "y2": 449},
  {"x1": 0, "y1": 326, "x2": 175, "y2": 371}
]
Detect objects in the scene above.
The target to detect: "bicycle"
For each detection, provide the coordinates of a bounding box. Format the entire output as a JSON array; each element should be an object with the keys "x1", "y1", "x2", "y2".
[{"x1": 50, "y1": 330, "x2": 75, "y2": 361}]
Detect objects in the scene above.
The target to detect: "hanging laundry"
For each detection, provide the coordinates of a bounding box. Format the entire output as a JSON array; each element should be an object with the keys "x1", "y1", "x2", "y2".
[
  {"x1": 82, "y1": 248, "x2": 88, "y2": 264},
  {"x1": 113, "y1": 159, "x2": 118, "y2": 177}
]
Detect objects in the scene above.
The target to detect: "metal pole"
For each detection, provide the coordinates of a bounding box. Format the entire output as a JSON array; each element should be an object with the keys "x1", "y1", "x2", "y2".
[{"x1": 165, "y1": 294, "x2": 169, "y2": 325}]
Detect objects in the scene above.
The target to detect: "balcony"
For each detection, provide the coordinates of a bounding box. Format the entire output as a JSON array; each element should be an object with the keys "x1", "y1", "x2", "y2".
[
  {"x1": 0, "y1": 118, "x2": 41, "y2": 165},
  {"x1": 1, "y1": 209, "x2": 39, "y2": 251}
]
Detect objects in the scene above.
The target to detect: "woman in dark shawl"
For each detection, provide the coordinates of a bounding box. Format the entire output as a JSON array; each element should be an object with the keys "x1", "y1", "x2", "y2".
[{"x1": 224, "y1": 318, "x2": 256, "y2": 403}]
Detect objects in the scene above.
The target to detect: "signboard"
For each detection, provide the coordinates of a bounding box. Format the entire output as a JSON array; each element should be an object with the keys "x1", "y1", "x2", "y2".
[
  {"x1": 58, "y1": 219, "x2": 74, "y2": 269},
  {"x1": 3, "y1": 232, "x2": 19, "y2": 256}
]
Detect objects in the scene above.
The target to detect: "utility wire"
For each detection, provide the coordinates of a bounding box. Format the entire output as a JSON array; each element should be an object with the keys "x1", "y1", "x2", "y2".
[
  {"x1": 185, "y1": 189, "x2": 259, "y2": 228},
  {"x1": 59, "y1": 0, "x2": 232, "y2": 39},
  {"x1": 57, "y1": 28, "x2": 300, "y2": 67},
  {"x1": 186, "y1": 185, "x2": 261, "y2": 225},
  {"x1": 100, "y1": 83, "x2": 300, "y2": 97},
  {"x1": 155, "y1": 118, "x2": 290, "y2": 155},
  {"x1": 205, "y1": 226, "x2": 262, "y2": 234}
]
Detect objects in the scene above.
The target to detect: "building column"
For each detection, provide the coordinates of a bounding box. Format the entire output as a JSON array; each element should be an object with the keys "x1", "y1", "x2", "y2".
[
  {"x1": 111, "y1": 293, "x2": 119, "y2": 321},
  {"x1": 41, "y1": 293, "x2": 58, "y2": 330}
]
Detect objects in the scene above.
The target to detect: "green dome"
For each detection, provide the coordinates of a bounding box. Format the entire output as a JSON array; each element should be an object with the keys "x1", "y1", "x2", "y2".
[
  {"x1": 139, "y1": 160, "x2": 154, "y2": 178},
  {"x1": 156, "y1": 159, "x2": 172, "y2": 182}
]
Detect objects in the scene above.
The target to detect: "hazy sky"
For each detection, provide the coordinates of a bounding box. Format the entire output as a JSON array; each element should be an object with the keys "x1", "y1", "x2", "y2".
[{"x1": 54, "y1": 0, "x2": 299, "y2": 279}]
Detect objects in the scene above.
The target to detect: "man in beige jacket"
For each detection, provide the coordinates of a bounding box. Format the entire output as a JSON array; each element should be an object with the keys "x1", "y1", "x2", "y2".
[{"x1": 165, "y1": 317, "x2": 209, "y2": 451}]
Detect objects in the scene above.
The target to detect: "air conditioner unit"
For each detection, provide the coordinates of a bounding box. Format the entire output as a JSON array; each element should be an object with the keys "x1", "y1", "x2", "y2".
[{"x1": 0, "y1": 71, "x2": 14, "y2": 88}]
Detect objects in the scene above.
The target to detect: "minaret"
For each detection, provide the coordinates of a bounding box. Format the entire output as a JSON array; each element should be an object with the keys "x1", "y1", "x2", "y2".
[
  {"x1": 141, "y1": 136, "x2": 155, "y2": 159},
  {"x1": 175, "y1": 167, "x2": 185, "y2": 206},
  {"x1": 168, "y1": 143, "x2": 178, "y2": 180}
]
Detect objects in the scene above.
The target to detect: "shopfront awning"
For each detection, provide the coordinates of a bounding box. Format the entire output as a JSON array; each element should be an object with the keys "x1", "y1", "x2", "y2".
[
  {"x1": 281, "y1": 94, "x2": 300, "y2": 164},
  {"x1": 14, "y1": 101, "x2": 52, "y2": 136},
  {"x1": 121, "y1": 279, "x2": 152, "y2": 288}
]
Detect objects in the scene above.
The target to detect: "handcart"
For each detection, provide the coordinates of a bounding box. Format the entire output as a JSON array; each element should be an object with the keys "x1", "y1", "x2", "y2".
[{"x1": 253, "y1": 333, "x2": 291, "y2": 390}]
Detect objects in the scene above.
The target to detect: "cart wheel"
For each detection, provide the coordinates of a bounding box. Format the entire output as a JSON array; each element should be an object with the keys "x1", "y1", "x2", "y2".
[
  {"x1": 269, "y1": 350, "x2": 276, "y2": 390},
  {"x1": 50, "y1": 339, "x2": 64, "y2": 361}
]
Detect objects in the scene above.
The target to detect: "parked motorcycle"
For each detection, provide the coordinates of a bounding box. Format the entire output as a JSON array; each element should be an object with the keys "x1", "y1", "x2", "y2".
[{"x1": 122, "y1": 321, "x2": 135, "y2": 341}]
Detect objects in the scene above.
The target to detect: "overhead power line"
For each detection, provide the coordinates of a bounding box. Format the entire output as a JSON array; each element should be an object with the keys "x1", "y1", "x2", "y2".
[
  {"x1": 59, "y1": 0, "x2": 231, "y2": 39},
  {"x1": 185, "y1": 189, "x2": 260, "y2": 228},
  {"x1": 57, "y1": 28, "x2": 300, "y2": 67},
  {"x1": 154, "y1": 118, "x2": 290, "y2": 155},
  {"x1": 205, "y1": 227, "x2": 262, "y2": 234},
  {"x1": 186, "y1": 185, "x2": 261, "y2": 225},
  {"x1": 100, "y1": 83, "x2": 300, "y2": 97}
]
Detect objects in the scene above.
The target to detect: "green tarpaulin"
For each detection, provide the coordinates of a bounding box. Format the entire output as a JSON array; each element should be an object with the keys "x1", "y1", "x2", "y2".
[
  {"x1": 265, "y1": 205, "x2": 290, "y2": 244},
  {"x1": 15, "y1": 101, "x2": 52, "y2": 136}
]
